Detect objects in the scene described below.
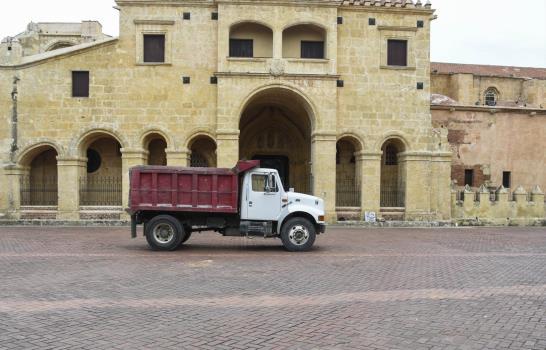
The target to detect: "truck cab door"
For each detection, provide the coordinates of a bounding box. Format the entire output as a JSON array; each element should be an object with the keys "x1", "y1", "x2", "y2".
[{"x1": 242, "y1": 172, "x2": 282, "y2": 221}]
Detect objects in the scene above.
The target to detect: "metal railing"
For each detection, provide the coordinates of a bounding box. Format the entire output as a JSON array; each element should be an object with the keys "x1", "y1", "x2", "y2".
[
  {"x1": 20, "y1": 176, "x2": 58, "y2": 206},
  {"x1": 380, "y1": 184, "x2": 405, "y2": 207},
  {"x1": 336, "y1": 179, "x2": 361, "y2": 207},
  {"x1": 79, "y1": 176, "x2": 122, "y2": 206}
]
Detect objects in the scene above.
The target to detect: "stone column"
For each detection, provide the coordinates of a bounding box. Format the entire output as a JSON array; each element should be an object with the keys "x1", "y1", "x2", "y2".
[
  {"x1": 273, "y1": 29, "x2": 283, "y2": 59},
  {"x1": 0, "y1": 165, "x2": 24, "y2": 220},
  {"x1": 356, "y1": 151, "x2": 382, "y2": 220},
  {"x1": 166, "y1": 149, "x2": 190, "y2": 167},
  {"x1": 311, "y1": 133, "x2": 336, "y2": 222},
  {"x1": 57, "y1": 157, "x2": 86, "y2": 220},
  {"x1": 399, "y1": 152, "x2": 432, "y2": 221},
  {"x1": 121, "y1": 149, "x2": 147, "y2": 214},
  {"x1": 216, "y1": 130, "x2": 239, "y2": 168}
]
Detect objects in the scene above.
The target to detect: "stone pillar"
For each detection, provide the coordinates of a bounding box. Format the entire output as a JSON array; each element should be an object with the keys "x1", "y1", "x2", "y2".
[
  {"x1": 356, "y1": 151, "x2": 382, "y2": 219},
  {"x1": 311, "y1": 133, "x2": 336, "y2": 222},
  {"x1": 121, "y1": 149, "x2": 147, "y2": 213},
  {"x1": 57, "y1": 157, "x2": 86, "y2": 220},
  {"x1": 530, "y1": 186, "x2": 544, "y2": 218},
  {"x1": 166, "y1": 149, "x2": 190, "y2": 167},
  {"x1": 273, "y1": 29, "x2": 282, "y2": 59},
  {"x1": 216, "y1": 130, "x2": 239, "y2": 168},
  {"x1": 0, "y1": 165, "x2": 24, "y2": 220},
  {"x1": 462, "y1": 185, "x2": 475, "y2": 217},
  {"x1": 399, "y1": 152, "x2": 433, "y2": 221}
]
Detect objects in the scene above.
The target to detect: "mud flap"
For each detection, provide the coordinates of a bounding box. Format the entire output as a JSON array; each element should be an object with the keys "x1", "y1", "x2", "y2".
[{"x1": 131, "y1": 214, "x2": 137, "y2": 238}]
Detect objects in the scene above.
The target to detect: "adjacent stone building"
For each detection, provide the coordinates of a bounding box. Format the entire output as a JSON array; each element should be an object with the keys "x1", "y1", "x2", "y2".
[{"x1": 430, "y1": 63, "x2": 546, "y2": 191}]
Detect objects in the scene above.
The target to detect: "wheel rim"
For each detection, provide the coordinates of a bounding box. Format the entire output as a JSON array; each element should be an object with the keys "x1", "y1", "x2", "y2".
[
  {"x1": 153, "y1": 223, "x2": 175, "y2": 244},
  {"x1": 288, "y1": 224, "x2": 310, "y2": 246}
]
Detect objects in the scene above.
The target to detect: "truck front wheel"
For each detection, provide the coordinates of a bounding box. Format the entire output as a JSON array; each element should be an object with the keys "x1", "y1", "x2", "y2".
[
  {"x1": 145, "y1": 215, "x2": 185, "y2": 251},
  {"x1": 280, "y1": 217, "x2": 316, "y2": 252}
]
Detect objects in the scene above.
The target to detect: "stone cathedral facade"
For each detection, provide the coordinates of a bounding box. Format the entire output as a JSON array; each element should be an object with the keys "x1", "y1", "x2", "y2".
[{"x1": 1, "y1": 0, "x2": 468, "y2": 223}]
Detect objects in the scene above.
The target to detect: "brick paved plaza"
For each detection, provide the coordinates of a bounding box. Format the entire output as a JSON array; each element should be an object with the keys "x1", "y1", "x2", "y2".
[{"x1": 0, "y1": 226, "x2": 545, "y2": 350}]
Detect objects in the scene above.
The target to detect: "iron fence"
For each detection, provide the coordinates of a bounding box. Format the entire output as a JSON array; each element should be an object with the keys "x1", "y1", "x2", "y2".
[
  {"x1": 380, "y1": 184, "x2": 405, "y2": 207},
  {"x1": 79, "y1": 176, "x2": 122, "y2": 206},
  {"x1": 20, "y1": 176, "x2": 58, "y2": 206},
  {"x1": 336, "y1": 179, "x2": 361, "y2": 207}
]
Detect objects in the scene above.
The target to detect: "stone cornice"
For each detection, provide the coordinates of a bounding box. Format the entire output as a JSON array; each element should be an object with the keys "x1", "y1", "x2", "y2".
[
  {"x1": 215, "y1": 72, "x2": 340, "y2": 80},
  {"x1": 133, "y1": 19, "x2": 176, "y2": 25},
  {"x1": 217, "y1": 0, "x2": 340, "y2": 7},
  {"x1": 431, "y1": 104, "x2": 546, "y2": 115},
  {"x1": 116, "y1": 0, "x2": 216, "y2": 7},
  {"x1": 378, "y1": 25, "x2": 418, "y2": 32}
]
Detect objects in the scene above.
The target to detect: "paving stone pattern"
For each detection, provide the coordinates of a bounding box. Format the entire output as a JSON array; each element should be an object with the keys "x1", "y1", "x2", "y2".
[{"x1": 0, "y1": 226, "x2": 545, "y2": 350}]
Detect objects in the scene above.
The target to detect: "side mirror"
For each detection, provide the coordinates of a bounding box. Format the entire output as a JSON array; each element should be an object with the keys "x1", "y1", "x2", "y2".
[{"x1": 266, "y1": 172, "x2": 275, "y2": 193}]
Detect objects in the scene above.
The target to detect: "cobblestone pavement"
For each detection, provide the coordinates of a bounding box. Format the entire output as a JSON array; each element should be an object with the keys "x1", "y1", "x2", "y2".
[{"x1": 0, "y1": 226, "x2": 545, "y2": 350}]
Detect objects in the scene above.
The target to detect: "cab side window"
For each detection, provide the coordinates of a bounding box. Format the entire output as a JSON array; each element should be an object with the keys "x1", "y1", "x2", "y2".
[{"x1": 251, "y1": 174, "x2": 278, "y2": 192}]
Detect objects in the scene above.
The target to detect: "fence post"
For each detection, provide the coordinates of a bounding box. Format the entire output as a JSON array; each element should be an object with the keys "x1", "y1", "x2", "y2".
[{"x1": 57, "y1": 157, "x2": 86, "y2": 220}]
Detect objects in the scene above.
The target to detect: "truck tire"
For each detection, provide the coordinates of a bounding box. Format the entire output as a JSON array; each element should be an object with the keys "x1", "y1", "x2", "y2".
[
  {"x1": 145, "y1": 215, "x2": 185, "y2": 251},
  {"x1": 280, "y1": 217, "x2": 316, "y2": 252}
]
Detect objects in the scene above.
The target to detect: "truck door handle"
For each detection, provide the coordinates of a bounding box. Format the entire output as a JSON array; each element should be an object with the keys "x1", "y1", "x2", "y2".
[{"x1": 249, "y1": 201, "x2": 253, "y2": 207}]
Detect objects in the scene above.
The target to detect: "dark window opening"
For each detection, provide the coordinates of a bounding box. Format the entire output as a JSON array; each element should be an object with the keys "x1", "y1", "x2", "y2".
[
  {"x1": 190, "y1": 153, "x2": 209, "y2": 167},
  {"x1": 387, "y1": 39, "x2": 408, "y2": 66},
  {"x1": 502, "y1": 171, "x2": 511, "y2": 188},
  {"x1": 301, "y1": 41, "x2": 324, "y2": 59},
  {"x1": 385, "y1": 145, "x2": 398, "y2": 165},
  {"x1": 86, "y1": 149, "x2": 101, "y2": 173},
  {"x1": 464, "y1": 169, "x2": 474, "y2": 187},
  {"x1": 484, "y1": 89, "x2": 498, "y2": 106},
  {"x1": 229, "y1": 39, "x2": 253, "y2": 57},
  {"x1": 143, "y1": 34, "x2": 165, "y2": 63},
  {"x1": 72, "y1": 71, "x2": 89, "y2": 97}
]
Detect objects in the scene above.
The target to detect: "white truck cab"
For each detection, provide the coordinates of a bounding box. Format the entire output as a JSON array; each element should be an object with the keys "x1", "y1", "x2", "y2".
[{"x1": 240, "y1": 168, "x2": 326, "y2": 250}]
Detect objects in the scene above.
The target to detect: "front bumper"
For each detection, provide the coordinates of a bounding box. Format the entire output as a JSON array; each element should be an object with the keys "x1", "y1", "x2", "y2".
[{"x1": 317, "y1": 223, "x2": 326, "y2": 234}]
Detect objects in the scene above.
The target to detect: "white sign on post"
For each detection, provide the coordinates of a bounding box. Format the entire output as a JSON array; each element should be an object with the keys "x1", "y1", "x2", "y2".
[{"x1": 364, "y1": 211, "x2": 376, "y2": 223}]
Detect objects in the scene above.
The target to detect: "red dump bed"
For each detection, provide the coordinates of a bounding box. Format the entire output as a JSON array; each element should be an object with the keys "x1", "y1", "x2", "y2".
[{"x1": 128, "y1": 160, "x2": 259, "y2": 214}]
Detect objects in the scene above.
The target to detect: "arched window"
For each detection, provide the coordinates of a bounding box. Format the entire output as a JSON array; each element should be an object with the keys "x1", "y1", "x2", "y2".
[
  {"x1": 484, "y1": 88, "x2": 498, "y2": 106},
  {"x1": 385, "y1": 145, "x2": 398, "y2": 165}
]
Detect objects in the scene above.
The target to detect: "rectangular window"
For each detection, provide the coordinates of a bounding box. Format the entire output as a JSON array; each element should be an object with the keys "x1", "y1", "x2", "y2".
[
  {"x1": 72, "y1": 71, "x2": 89, "y2": 97},
  {"x1": 229, "y1": 39, "x2": 253, "y2": 58},
  {"x1": 387, "y1": 39, "x2": 408, "y2": 66},
  {"x1": 502, "y1": 171, "x2": 511, "y2": 188},
  {"x1": 301, "y1": 41, "x2": 324, "y2": 59},
  {"x1": 143, "y1": 34, "x2": 165, "y2": 63},
  {"x1": 464, "y1": 169, "x2": 474, "y2": 187}
]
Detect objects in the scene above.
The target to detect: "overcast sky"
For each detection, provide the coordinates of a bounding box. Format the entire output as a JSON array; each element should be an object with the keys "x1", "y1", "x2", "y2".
[{"x1": 1, "y1": 0, "x2": 545, "y2": 67}]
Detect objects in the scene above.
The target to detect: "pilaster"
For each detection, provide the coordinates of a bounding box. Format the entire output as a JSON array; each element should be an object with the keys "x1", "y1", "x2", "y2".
[
  {"x1": 56, "y1": 157, "x2": 87, "y2": 220},
  {"x1": 356, "y1": 151, "x2": 382, "y2": 218},
  {"x1": 311, "y1": 133, "x2": 336, "y2": 222},
  {"x1": 216, "y1": 130, "x2": 240, "y2": 168}
]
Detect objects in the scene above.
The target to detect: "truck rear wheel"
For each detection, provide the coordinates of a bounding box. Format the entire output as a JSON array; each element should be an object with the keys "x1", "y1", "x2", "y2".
[
  {"x1": 280, "y1": 217, "x2": 316, "y2": 252},
  {"x1": 145, "y1": 215, "x2": 185, "y2": 251}
]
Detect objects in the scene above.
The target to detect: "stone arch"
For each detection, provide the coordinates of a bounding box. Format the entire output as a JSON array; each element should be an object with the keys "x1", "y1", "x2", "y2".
[
  {"x1": 73, "y1": 127, "x2": 128, "y2": 157},
  {"x1": 187, "y1": 134, "x2": 217, "y2": 168},
  {"x1": 375, "y1": 132, "x2": 411, "y2": 153},
  {"x1": 335, "y1": 135, "x2": 362, "y2": 209},
  {"x1": 17, "y1": 142, "x2": 59, "y2": 206},
  {"x1": 239, "y1": 85, "x2": 316, "y2": 193},
  {"x1": 238, "y1": 83, "x2": 318, "y2": 132},
  {"x1": 17, "y1": 140, "x2": 62, "y2": 167},
  {"x1": 140, "y1": 128, "x2": 173, "y2": 150},
  {"x1": 229, "y1": 20, "x2": 273, "y2": 58},
  {"x1": 141, "y1": 131, "x2": 168, "y2": 166},
  {"x1": 45, "y1": 40, "x2": 77, "y2": 52},
  {"x1": 379, "y1": 136, "x2": 407, "y2": 209},
  {"x1": 282, "y1": 22, "x2": 327, "y2": 59}
]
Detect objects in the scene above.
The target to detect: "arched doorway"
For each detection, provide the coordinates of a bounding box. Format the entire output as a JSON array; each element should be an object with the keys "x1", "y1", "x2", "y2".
[
  {"x1": 143, "y1": 133, "x2": 167, "y2": 166},
  {"x1": 239, "y1": 87, "x2": 312, "y2": 194},
  {"x1": 380, "y1": 139, "x2": 406, "y2": 208},
  {"x1": 336, "y1": 137, "x2": 361, "y2": 209},
  {"x1": 78, "y1": 133, "x2": 123, "y2": 206},
  {"x1": 19, "y1": 145, "x2": 58, "y2": 206},
  {"x1": 189, "y1": 136, "x2": 217, "y2": 167}
]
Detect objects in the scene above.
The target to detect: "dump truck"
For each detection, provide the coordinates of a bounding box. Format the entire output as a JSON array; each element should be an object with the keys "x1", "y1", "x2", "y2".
[{"x1": 127, "y1": 160, "x2": 325, "y2": 252}]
